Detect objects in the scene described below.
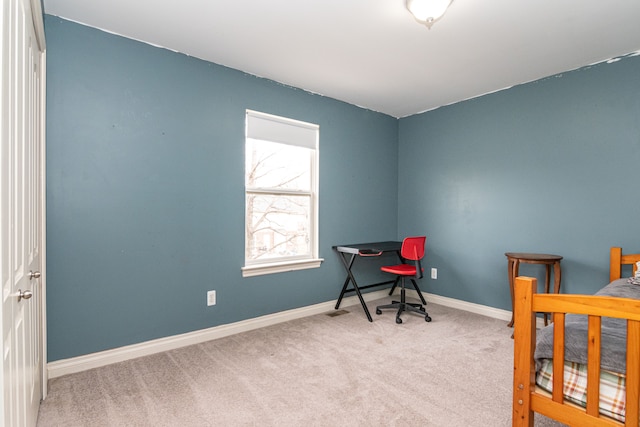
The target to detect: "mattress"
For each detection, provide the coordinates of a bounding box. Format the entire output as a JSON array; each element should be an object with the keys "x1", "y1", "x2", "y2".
[{"x1": 536, "y1": 358, "x2": 626, "y2": 422}]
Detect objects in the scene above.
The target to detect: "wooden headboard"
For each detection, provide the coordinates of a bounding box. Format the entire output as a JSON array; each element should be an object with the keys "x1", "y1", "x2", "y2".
[{"x1": 610, "y1": 246, "x2": 640, "y2": 282}]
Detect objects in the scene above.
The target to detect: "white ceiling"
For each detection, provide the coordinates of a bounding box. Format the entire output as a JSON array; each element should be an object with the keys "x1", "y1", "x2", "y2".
[{"x1": 43, "y1": 0, "x2": 640, "y2": 118}]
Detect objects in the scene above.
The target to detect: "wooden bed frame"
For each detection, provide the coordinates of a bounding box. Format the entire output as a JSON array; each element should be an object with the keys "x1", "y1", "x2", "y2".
[{"x1": 513, "y1": 247, "x2": 640, "y2": 426}]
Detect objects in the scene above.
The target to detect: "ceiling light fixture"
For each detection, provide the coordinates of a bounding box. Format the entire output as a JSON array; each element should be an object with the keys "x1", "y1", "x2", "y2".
[{"x1": 406, "y1": 0, "x2": 453, "y2": 29}]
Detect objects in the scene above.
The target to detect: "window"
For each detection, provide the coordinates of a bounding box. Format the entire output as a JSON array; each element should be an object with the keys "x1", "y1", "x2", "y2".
[{"x1": 242, "y1": 110, "x2": 322, "y2": 277}]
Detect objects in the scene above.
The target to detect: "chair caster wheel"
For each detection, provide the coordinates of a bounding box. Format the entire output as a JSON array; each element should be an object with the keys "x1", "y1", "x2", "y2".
[
  {"x1": 425, "y1": 316, "x2": 432, "y2": 322},
  {"x1": 396, "y1": 317, "x2": 403, "y2": 324},
  {"x1": 376, "y1": 309, "x2": 382, "y2": 315}
]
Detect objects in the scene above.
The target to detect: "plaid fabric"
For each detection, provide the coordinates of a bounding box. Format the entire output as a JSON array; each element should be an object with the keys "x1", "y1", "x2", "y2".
[{"x1": 536, "y1": 358, "x2": 626, "y2": 422}]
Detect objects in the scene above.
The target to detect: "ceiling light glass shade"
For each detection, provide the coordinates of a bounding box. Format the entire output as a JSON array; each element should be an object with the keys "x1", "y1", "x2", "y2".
[{"x1": 406, "y1": 0, "x2": 453, "y2": 28}]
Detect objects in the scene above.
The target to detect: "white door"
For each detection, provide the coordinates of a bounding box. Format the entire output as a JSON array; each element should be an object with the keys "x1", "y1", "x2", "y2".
[{"x1": 1, "y1": 0, "x2": 46, "y2": 426}]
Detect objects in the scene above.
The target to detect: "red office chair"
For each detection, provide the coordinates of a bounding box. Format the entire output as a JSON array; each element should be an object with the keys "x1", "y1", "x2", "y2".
[{"x1": 376, "y1": 236, "x2": 431, "y2": 324}]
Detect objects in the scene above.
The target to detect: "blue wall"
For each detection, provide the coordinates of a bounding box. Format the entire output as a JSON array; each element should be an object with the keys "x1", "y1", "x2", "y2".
[
  {"x1": 46, "y1": 15, "x2": 640, "y2": 362},
  {"x1": 398, "y1": 55, "x2": 640, "y2": 311},
  {"x1": 45, "y1": 16, "x2": 399, "y2": 361}
]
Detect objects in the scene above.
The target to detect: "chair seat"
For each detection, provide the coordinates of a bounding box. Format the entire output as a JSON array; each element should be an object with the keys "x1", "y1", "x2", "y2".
[{"x1": 380, "y1": 264, "x2": 417, "y2": 276}]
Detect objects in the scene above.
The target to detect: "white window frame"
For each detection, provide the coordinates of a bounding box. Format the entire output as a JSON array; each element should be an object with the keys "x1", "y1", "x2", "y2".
[{"x1": 242, "y1": 110, "x2": 323, "y2": 277}]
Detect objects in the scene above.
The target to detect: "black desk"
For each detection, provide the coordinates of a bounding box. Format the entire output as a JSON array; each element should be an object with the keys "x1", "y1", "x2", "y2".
[{"x1": 333, "y1": 241, "x2": 403, "y2": 321}]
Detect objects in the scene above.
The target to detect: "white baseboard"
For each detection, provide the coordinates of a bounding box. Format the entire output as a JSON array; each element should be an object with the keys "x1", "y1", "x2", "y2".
[
  {"x1": 47, "y1": 289, "x2": 514, "y2": 379},
  {"x1": 47, "y1": 289, "x2": 390, "y2": 379},
  {"x1": 419, "y1": 291, "x2": 512, "y2": 322},
  {"x1": 416, "y1": 291, "x2": 547, "y2": 328}
]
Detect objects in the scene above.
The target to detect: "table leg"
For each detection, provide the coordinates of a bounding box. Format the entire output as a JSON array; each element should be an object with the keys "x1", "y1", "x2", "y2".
[
  {"x1": 335, "y1": 252, "x2": 373, "y2": 322},
  {"x1": 507, "y1": 257, "x2": 514, "y2": 327},
  {"x1": 543, "y1": 265, "x2": 551, "y2": 325},
  {"x1": 409, "y1": 278, "x2": 428, "y2": 305},
  {"x1": 388, "y1": 277, "x2": 400, "y2": 296},
  {"x1": 508, "y1": 258, "x2": 520, "y2": 327},
  {"x1": 335, "y1": 276, "x2": 351, "y2": 310},
  {"x1": 388, "y1": 250, "x2": 404, "y2": 296},
  {"x1": 335, "y1": 253, "x2": 356, "y2": 310},
  {"x1": 350, "y1": 278, "x2": 373, "y2": 322},
  {"x1": 553, "y1": 261, "x2": 561, "y2": 294}
]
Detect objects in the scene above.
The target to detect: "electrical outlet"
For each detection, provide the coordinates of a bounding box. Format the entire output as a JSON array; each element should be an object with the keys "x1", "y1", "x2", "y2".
[
  {"x1": 431, "y1": 268, "x2": 437, "y2": 279},
  {"x1": 207, "y1": 290, "x2": 216, "y2": 306}
]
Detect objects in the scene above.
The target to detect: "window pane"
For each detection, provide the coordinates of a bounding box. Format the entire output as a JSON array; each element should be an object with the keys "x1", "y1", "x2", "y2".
[
  {"x1": 246, "y1": 139, "x2": 311, "y2": 191},
  {"x1": 246, "y1": 193, "x2": 311, "y2": 261}
]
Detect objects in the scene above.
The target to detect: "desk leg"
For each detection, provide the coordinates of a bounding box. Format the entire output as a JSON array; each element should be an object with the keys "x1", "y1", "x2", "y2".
[
  {"x1": 335, "y1": 276, "x2": 351, "y2": 310},
  {"x1": 335, "y1": 253, "x2": 373, "y2": 322},
  {"x1": 388, "y1": 251, "x2": 404, "y2": 296},
  {"x1": 409, "y1": 278, "x2": 428, "y2": 305},
  {"x1": 388, "y1": 277, "x2": 400, "y2": 296},
  {"x1": 352, "y1": 281, "x2": 373, "y2": 322},
  {"x1": 335, "y1": 253, "x2": 356, "y2": 309}
]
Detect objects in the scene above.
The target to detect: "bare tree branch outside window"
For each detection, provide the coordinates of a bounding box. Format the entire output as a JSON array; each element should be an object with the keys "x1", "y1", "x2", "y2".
[{"x1": 245, "y1": 139, "x2": 312, "y2": 262}]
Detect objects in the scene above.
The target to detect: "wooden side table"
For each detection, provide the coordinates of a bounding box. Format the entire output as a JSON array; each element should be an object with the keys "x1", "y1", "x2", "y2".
[{"x1": 506, "y1": 252, "x2": 562, "y2": 327}]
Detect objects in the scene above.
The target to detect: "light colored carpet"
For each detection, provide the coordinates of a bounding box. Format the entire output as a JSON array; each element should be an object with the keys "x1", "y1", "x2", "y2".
[{"x1": 37, "y1": 298, "x2": 566, "y2": 426}]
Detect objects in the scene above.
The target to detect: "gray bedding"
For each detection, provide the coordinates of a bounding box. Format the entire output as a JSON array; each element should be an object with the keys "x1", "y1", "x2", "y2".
[{"x1": 534, "y1": 278, "x2": 640, "y2": 375}]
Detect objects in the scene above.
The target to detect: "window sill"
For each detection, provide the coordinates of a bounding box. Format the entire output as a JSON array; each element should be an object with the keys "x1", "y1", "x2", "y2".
[{"x1": 242, "y1": 258, "x2": 324, "y2": 277}]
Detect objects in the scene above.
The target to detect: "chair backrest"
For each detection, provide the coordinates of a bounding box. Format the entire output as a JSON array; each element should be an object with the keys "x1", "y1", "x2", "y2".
[{"x1": 401, "y1": 236, "x2": 426, "y2": 261}]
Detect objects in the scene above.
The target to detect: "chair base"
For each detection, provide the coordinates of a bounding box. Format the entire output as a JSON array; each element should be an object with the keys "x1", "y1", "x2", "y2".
[{"x1": 376, "y1": 301, "x2": 431, "y2": 323}]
